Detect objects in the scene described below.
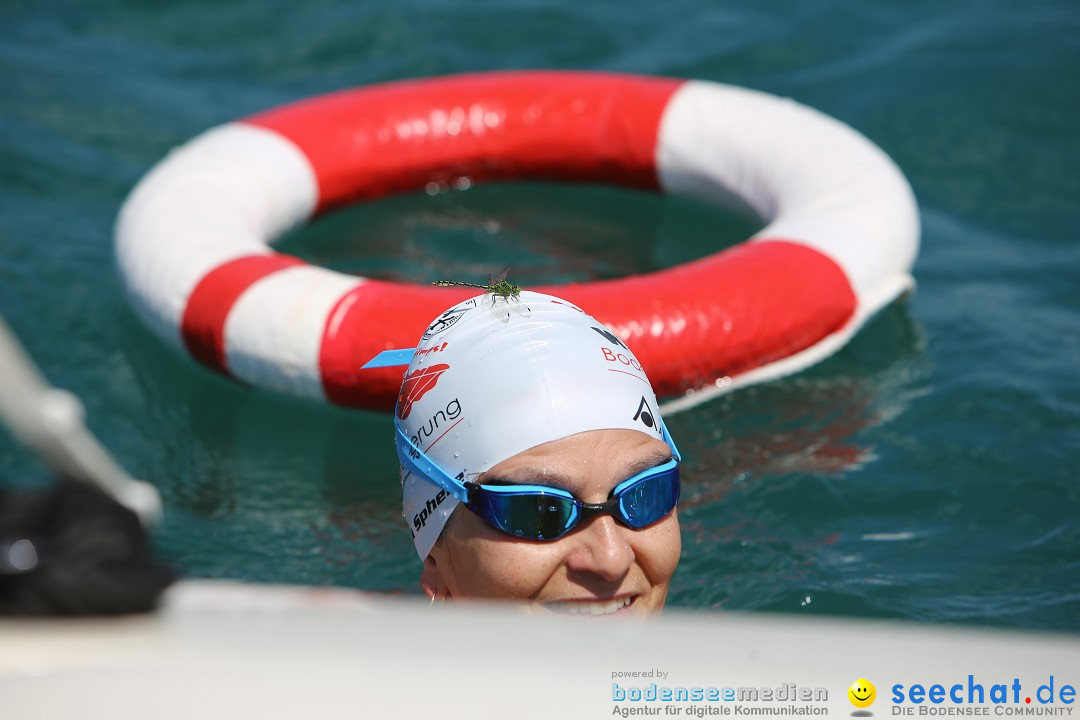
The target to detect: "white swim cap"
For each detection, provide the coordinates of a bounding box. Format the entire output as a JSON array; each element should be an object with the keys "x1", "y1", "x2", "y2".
[{"x1": 370, "y1": 291, "x2": 672, "y2": 559}]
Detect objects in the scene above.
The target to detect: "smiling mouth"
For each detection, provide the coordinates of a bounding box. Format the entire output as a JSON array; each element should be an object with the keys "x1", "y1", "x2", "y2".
[
  {"x1": 853, "y1": 693, "x2": 871, "y2": 700},
  {"x1": 543, "y1": 596, "x2": 635, "y2": 616}
]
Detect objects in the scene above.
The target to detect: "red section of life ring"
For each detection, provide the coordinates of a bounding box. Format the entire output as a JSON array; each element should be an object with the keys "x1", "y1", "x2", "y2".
[
  {"x1": 245, "y1": 72, "x2": 680, "y2": 212},
  {"x1": 118, "y1": 71, "x2": 917, "y2": 412},
  {"x1": 181, "y1": 255, "x2": 306, "y2": 375}
]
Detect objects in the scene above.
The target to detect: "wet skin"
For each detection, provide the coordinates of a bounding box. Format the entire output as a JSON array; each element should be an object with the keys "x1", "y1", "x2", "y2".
[{"x1": 421, "y1": 429, "x2": 681, "y2": 616}]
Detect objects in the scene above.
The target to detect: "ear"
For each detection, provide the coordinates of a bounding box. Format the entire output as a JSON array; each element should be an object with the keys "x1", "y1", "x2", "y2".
[{"x1": 420, "y1": 551, "x2": 452, "y2": 600}]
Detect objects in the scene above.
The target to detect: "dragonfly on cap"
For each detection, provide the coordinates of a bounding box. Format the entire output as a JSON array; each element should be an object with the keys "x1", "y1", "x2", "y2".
[{"x1": 432, "y1": 266, "x2": 531, "y2": 322}]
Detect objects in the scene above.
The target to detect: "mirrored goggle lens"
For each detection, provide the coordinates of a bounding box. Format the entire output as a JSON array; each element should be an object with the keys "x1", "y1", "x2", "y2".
[
  {"x1": 470, "y1": 491, "x2": 578, "y2": 541},
  {"x1": 617, "y1": 465, "x2": 681, "y2": 529}
]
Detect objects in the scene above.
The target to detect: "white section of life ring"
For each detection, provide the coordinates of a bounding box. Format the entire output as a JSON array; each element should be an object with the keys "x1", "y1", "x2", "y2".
[
  {"x1": 657, "y1": 81, "x2": 919, "y2": 316},
  {"x1": 224, "y1": 266, "x2": 363, "y2": 399},
  {"x1": 116, "y1": 123, "x2": 319, "y2": 348}
]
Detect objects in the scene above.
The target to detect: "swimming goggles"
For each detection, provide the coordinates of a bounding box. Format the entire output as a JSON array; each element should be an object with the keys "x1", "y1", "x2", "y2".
[{"x1": 395, "y1": 422, "x2": 681, "y2": 541}]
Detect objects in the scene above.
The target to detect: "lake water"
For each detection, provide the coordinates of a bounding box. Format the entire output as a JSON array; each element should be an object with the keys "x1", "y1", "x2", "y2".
[{"x1": 1, "y1": 0, "x2": 1077, "y2": 631}]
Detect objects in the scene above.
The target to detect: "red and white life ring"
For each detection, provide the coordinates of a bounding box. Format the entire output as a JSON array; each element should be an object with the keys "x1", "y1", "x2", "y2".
[{"x1": 116, "y1": 71, "x2": 918, "y2": 413}]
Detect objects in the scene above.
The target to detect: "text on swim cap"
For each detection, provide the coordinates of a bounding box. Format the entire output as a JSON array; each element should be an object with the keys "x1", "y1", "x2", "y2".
[
  {"x1": 414, "y1": 341, "x2": 448, "y2": 359},
  {"x1": 413, "y1": 484, "x2": 454, "y2": 534},
  {"x1": 602, "y1": 347, "x2": 644, "y2": 372},
  {"x1": 409, "y1": 398, "x2": 462, "y2": 449},
  {"x1": 422, "y1": 306, "x2": 472, "y2": 339}
]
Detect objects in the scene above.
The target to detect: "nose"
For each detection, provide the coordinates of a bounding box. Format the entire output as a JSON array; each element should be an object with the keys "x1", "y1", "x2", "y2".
[{"x1": 564, "y1": 515, "x2": 635, "y2": 582}]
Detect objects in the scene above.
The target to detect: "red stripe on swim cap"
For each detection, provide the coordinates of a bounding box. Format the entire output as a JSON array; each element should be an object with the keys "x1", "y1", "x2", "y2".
[
  {"x1": 397, "y1": 363, "x2": 451, "y2": 420},
  {"x1": 245, "y1": 71, "x2": 683, "y2": 214},
  {"x1": 181, "y1": 254, "x2": 306, "y2": 374}
]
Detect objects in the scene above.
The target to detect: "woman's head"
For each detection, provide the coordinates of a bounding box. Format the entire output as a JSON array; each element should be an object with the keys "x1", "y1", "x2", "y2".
[
  {"x1": 380, "y1": 291, "x2": 681, "y2": 614},
  {"x1": 423, "y1": 428, "x2": 681, "y2": 616}
]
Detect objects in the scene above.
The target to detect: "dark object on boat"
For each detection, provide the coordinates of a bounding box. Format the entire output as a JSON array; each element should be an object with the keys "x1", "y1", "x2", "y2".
[{"x1": 0, "y1": 477, "x2": 175, "y2": 616}]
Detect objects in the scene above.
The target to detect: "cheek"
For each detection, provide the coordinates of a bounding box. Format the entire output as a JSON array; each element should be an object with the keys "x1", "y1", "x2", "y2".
[
  {"x1": 636, "y1": 511, "x2": 682, "y2": 586},
  {"x1": 445, "y1": 516, "x2": 566, "y2": 600}
]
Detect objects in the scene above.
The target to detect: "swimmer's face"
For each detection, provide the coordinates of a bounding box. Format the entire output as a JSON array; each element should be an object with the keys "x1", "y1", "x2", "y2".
[{"x1": 421, "y1": 428, "x2": 681, "y2": 616}]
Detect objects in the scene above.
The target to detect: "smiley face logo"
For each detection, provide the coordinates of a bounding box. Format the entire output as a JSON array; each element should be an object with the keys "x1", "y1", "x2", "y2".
[{"x1": 848, "y1": 678, "x2": 876, "y2": 708}]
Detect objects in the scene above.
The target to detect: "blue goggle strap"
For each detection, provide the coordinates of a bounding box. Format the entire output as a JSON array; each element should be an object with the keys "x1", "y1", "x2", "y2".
[
  {"x1": 394, "y1": 423, "x2": 470, "y2": 503},
  {"x1": 659, "y1": 417, "x2": 682, "y2": 463}
]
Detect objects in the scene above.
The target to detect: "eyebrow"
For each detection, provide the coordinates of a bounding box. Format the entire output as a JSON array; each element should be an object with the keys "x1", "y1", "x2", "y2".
[
  {"x1": 620, "y1": 447, "x2": 676, "y2": 479},
  {"x1": 478, "y1": 447, "x2": 674, "y2": 490}
]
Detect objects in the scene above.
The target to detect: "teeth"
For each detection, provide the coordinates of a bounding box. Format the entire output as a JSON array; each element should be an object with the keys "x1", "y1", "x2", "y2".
[{"x1": 548, "y1": 597, "x2": 632, "y2": 616}]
